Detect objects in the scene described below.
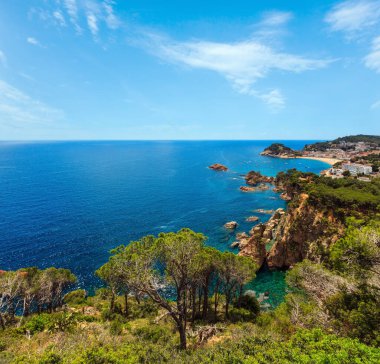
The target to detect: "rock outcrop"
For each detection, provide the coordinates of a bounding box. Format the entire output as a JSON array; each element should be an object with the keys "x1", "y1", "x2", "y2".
[
  {"x1": 266, "y1": 194, "x2": 345, "y2": 269},
  {"x1": 246, "y1": 216, "x2": 259, "y2": 222},
  {"x1": 224, "y1": 221, "x2": 238, "y2": 229},
  {"x1": 238, "y1": 208, "x2": 285, "y2": 267},
  {"x1": 244, "y1": 171, "x2": 274, "y2": 185},
  {"x1": 209, "y1": 163, "x2": 228, "y2": 171}
]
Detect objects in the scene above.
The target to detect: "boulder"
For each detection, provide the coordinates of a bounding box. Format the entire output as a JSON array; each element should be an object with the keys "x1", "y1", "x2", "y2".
[{"x1": 224, "y1": 221, "x2": 238, "y2": 229}]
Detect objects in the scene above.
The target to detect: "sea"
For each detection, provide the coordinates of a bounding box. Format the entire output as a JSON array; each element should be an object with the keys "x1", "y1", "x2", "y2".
[{"x1": 0, "y1": 140, "x2": 329, "y2": 308}]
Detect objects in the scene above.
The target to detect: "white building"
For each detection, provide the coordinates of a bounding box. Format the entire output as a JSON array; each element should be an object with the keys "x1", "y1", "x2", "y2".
[{"x1": 342, "y1": 163, "x2": 372, "y2": 175}]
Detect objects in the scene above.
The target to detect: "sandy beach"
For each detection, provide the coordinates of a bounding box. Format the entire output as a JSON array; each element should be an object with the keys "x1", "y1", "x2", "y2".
[{"x1": 296, "y1": 156, "x2": 342, "y2": 165}]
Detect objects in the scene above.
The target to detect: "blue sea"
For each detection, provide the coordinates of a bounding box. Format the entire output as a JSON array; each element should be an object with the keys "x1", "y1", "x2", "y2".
[{"x1": 0, "y1": 141, "x2": 329, "y2": 307}]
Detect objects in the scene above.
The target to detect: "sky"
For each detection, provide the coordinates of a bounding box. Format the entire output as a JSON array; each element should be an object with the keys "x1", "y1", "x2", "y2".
[{"x1": 0, "y1": 0, "x2": 379, "y2": 140}]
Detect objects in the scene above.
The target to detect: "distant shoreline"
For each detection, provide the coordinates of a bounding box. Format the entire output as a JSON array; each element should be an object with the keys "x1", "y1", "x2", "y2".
[
  {"x1": 296, "y1": 156, "x2": 342, "y2": 166},
  {"x1": 261, "y1": 153, "x2": 341, "y2": 166}
]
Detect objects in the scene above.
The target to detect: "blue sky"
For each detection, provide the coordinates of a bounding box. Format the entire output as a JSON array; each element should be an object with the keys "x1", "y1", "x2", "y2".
[{"x1": 0, "y1": 0, "x2": 379, "y2": 140}]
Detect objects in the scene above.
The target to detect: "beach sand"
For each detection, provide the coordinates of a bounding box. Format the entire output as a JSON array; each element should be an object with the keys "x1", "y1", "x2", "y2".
[{"x1": 296, "y1": 156, "x2": 342, "y2": 165}]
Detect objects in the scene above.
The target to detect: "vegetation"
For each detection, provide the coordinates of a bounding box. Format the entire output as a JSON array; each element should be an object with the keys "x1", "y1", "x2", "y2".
[
  {"x1": 304, "y1": 134, "x2": 380, "y2": 151},
  {"x1": 262, "y1": 143, "x2": 299, "y2": 155}
]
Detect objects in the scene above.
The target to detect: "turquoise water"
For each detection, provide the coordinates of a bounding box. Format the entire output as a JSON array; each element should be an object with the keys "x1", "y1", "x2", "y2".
[{"x1": 0, "y1": 141, "x2": 328, "y2": 306}]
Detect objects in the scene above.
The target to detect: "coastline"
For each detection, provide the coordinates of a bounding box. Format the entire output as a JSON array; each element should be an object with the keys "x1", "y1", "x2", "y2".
[
  {"x1": 261, "y1": 153, "x2": 341, "y2": 166},
  {"x1": 295, "y1": 156, "x2": 342, "y2": 166}
]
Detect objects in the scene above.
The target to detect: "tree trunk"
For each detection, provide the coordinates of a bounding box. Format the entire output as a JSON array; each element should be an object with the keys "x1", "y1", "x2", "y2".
[
  {"x1": 178, "y1": 322, "x2": 187, "y2": 350},
  {"x1": 202, "y1": 279, "x2": 209, "y2": 319},
  {"x1": 191, "y1": 286, "x2": 196, "y2": 325},
  {"x1": 110, "y1": 292, "x2": 115, "y2": 313},
  {"x1": 225, "y1": 292, "x2": 230, "y2": 319},
  {"x1": 238, "y1": 284, "x2": 243, "y2": 306},
  {"x1": 124, "y1": 292, "x2": 129, "y2": 317},
  {"x1": 0, "y1": 312, "x2": 5, "y2": 330},
  {"x1": 214, "y1": 279, "x2": 220, "y2": 322}
]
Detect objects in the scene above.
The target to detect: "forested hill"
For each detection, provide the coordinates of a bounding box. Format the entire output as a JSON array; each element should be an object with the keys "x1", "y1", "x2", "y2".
[{"x1": 304, "y1": 134, "x2": 380, "y2": 151}]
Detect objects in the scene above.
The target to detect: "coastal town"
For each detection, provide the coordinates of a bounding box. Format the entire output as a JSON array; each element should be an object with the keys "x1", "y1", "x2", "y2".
[{"x1": 260, "y1": 135, "x2": 380, "y2": 180}]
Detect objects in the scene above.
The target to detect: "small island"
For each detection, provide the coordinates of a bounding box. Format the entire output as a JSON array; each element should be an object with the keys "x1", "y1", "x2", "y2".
[{"x1": 209, "y1": 163, "x2": 228, "y2": 171}]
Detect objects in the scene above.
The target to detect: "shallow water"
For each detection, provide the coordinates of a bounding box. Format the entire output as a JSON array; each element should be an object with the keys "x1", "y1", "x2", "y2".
[{"x1": 0, "y1": 140, "x2": 329, "y2": 306}]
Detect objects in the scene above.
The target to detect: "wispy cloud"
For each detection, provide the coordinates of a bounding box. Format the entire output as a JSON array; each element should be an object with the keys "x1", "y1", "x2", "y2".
[
  {"x1": 364, "y1": 36, "x2": 380, "y2": 72},
  {"x1": 27, "y1": 37, "x2": 43, "y2": 47},
  {"x1": 53, "y1": 10, "x2": 66, "y2": 27},
  {"x1": 371, "y1": 98, "x2": 380, "y2": 109},
  {"x1": 0, "y1": 80, "x2": 64, "y2": 127},
  {"x1": 103, "y1": 0, "x2": 120, "y2": 29},
  {"x1": 0, "y1": 50, "x2": 6, "y2": 67},
  {"x1": 63, "y1": 0, "x2": 81, "y2": 33},
  {"x1": 59, "y1": 0, "x2": 120, "y2": 36},
  {"x1": 325, "y1": 0, "x2": 380, "y2": 37},
  {"x1": 86, "y1": 12, "x2": 99, "y2": 36},
  {"x1": 136, "y1": 32, "x2": 331, "y2": 109},
  {"x1": 260, "y1": 11, "x2": 293, "y2": 27}
]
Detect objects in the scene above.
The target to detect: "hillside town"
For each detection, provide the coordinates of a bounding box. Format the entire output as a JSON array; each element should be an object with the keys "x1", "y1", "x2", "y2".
[{"x1": 261, "y1": 135, "x2": 380, "y2": 180}]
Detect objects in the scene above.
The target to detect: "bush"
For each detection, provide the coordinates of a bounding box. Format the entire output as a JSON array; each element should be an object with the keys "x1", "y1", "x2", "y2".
[
  {"x1": 22, "y1": 314, "x2": 51, "y2": 335},
  {"x1": 229, "y1": 307, "x2": 255, "y2": 322},
  {"x1": 64, "y1": 289, "x2": 87, "y2": 305},
  {"x1": 39, "y1": 351, "x2": 63, "y2": 364},
  {"x1": 235, "y1": 295, "x2": 260, "y2": 316},
  {"x1": 132, "y1": 325, "x2": 171, "y2": 344},
  {"x1": 109, "y1": 319, "x2": 123, "y2": 336}
]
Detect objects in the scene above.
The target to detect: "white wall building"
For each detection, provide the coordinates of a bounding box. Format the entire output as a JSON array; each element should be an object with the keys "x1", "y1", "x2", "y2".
[{"x1": 342, "y1": 163, "x2": 372, "y2": 175}]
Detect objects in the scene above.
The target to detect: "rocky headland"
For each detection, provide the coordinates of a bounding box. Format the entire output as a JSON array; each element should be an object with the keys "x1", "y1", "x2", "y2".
[{"x1": 260, "y1": 143, "x2": 300, "y2": 158}]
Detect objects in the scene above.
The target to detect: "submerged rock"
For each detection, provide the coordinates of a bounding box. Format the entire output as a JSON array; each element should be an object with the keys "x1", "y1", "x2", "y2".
[
  {"x1": 246, "y1": 216, "x2": 259, "y2": 222},
  {"x1": 240, "y1": 186, "x2": 256, "y2": 192}
]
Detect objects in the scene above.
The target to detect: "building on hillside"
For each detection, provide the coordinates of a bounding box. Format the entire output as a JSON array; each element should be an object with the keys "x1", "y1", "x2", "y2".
[{"x1": 342, "y1": 163, "x2": 372, "y2": 175}]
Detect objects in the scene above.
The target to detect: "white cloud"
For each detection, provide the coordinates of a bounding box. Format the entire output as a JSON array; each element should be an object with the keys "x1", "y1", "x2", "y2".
[
  {"x1": 260, "y1": 11, "x2": 293, "y2": 27},
  {"x1": 0, "y1": 80, "x2": 64, "y2": 126},
  {"x1": 86, "y1": 12, "x2": 98, "y2": 36},
  {"x1": 53, "y1": 10, "x2": 66, "y2": 27},
  {"x1": 103, "y1": 0, "x2": 120, "y2": 29},
  {"x1": 138, "y1": 32, "x2": 331, "y2": 108},
  {"x1": 371, "y1": 99, "x2": 380, "y2": 109},
  {"x1": 63, "y1": 0, "x2": 81, "y2": 33},
  {"x1": 0, "y1": 51, "x2": 6, "y2": 67},
  {"x1": 364, "y1": 36, "x2": 380, "y2": 72},
  {"x1": 27, "y1": 37, "x2": 42, "y2": 46},
  {"x1": 325, "y1": 0, "x2": 380, "y2": 36}
]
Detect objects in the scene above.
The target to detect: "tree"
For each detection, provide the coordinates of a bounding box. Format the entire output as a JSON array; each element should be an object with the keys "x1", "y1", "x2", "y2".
[
  {"x1": 101, "y1": 229, "x2": 210, "y2": 349},
  {"x1": 217, "y1": 253, "x2": 257, "y2": 319}
]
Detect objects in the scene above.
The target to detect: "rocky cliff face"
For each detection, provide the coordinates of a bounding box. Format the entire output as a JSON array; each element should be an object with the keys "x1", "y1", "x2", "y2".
[
  {"x1": 266, "y1": 194, "x2": 345, "y2": 269},
  {"x1": 238, "y1": 209, "x2": 285, "y2": 267},
  {"x1": 238, "y1": 195, "x2": 345, "y2": 270}
]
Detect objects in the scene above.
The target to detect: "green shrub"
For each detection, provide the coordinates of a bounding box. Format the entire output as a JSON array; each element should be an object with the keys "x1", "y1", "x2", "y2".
[
  {"x1": 22, "y1": 314, "x2": 51, "y2": 335},
  {"x1": 132, "y1": 325, "x2": 171, "y2": 344},
  {"x1": 235, "y1": 295, "x2": 260, "y2": 315},
  {"x1": 46, "y1": 312, "x2": 77, "y2": 333},
  {"x1": 229, "y1": 307, "x2": 255, "y2": 322},
  {"x1": 39, "y1": 351, "x2": 63, "y2": 364},
  {"x1": 109, "y1": 319, "x2": 123, "y2": 336},
  {"x1": 64, "y1": 289, "x2": 87, "y2": 305}
]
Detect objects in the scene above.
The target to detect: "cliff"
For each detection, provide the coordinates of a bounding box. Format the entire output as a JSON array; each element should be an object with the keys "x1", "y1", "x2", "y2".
[{"x1": 266, "y1": 194, "x2": 345, "y2": 268}]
